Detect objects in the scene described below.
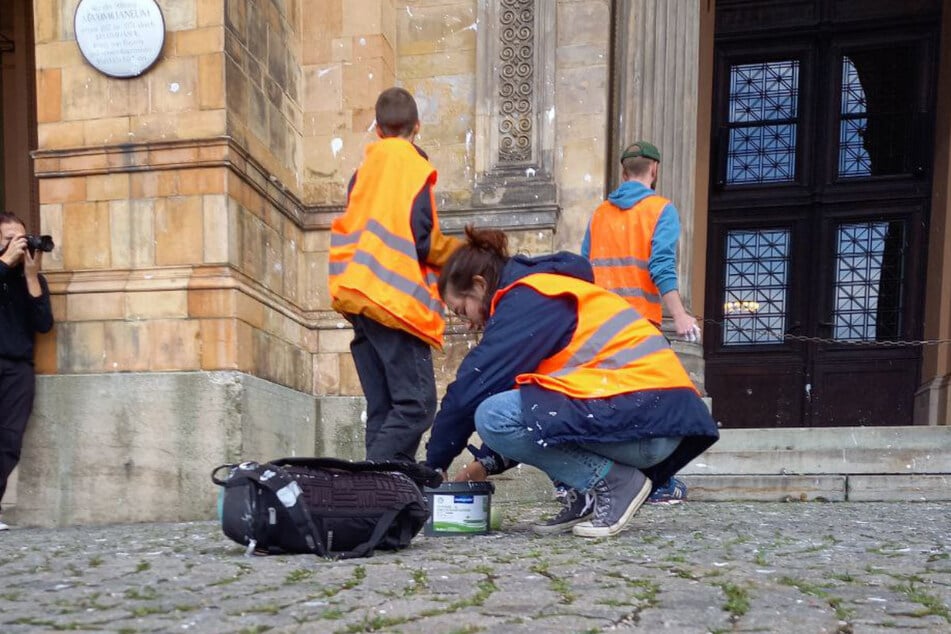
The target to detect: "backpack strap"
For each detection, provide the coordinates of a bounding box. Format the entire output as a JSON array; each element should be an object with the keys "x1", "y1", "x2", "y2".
[
  {"x1": 211, "y1": 464, "x2": 235, "y2": 486},
  {"x1": 330, "y1": 509, "x2": 401, "y2": 560},
  {"x1": 271, "y1": 457, "x2": 443, "y2": 488},
  {"x1": 231, "y1": 463, "x2": 328, "y2": 558}
]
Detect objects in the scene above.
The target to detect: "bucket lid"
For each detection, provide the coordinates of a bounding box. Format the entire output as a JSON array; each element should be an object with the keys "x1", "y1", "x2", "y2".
[{"x1": 425, "y1": 481, "x2": 495, "y2": 494}]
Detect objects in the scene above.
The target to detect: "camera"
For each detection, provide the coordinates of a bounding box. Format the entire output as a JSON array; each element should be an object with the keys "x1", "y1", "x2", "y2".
[
  {"x1": 0, "y1": 234, "x2": 54, "y2": 257},
  {"x1": 26, "y1": 234, "x2": 55, "y2": 255}
]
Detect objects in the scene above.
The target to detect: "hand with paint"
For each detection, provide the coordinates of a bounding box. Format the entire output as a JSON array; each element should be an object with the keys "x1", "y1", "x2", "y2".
[
  {"x1": 684, "y1": 323, "x2": 702, "y2": 343},
  {"x1": 452, "y1": 461, "x2": 488, "y2": 483}
]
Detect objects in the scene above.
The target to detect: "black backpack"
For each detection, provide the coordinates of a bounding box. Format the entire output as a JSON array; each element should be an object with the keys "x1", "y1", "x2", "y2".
[{"x1": 211, "y1": 457, "x2": 442, "y2": 559}]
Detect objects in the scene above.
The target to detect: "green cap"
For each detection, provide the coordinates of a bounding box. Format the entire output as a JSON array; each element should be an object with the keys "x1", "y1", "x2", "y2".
[{"x1": 620, "y1": 141, "x2": 661, "y2": 163}]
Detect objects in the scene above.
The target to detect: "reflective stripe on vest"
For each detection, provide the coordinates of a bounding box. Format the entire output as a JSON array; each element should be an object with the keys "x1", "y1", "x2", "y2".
[
  {"x1": 329, "y1": 249, "x2": 443, "y2": 315},
  {"x1": 329, "y1": 138, "x2": 445, "y2": 347},
  {"x1": 491, "y1": 273, "x2": 697, "y2": 398},
  {"x1": 589, "y1": 195, "x2": 669, "y2": 323}
]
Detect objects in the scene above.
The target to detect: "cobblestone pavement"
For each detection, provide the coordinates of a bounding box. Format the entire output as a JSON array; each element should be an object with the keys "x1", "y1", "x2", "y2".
[{"x1": 1, "y1": 502, "x2": 949, "y2": 633}]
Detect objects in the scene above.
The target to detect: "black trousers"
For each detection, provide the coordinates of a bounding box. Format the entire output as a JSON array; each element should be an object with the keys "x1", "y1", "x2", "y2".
[
  {"x1": 0, "y1": 358, "x2": 35, "y2": 512},
  {"x1": 349, "y1": 315, "x2": 437, "y2": 463}
]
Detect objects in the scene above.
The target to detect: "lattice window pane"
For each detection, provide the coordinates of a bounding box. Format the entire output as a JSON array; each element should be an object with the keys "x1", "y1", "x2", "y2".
[
  {"x1": 723, "y1": 229, "x2": 790, "y2": 345},
  {"x1": 839, "y1": 57, "x2": 872, "y2": 177},
  {"x1": 833, "y1": 221, "x2": 904, "y2": 341},
  {"x1": 726, "y1": 61, "x2": 799, "y2": 184},
  {"x1": 838, "y1": 49, "x2": 917, "y2": 178}
]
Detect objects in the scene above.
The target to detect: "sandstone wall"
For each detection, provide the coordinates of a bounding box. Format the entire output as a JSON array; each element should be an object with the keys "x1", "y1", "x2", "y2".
[{"x1": 15, "y1": 0, "x2": 690, "y2": 526}]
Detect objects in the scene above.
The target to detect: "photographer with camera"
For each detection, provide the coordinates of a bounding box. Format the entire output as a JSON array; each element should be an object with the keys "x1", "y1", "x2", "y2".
[{"x1": 0, "y1": 212, "x2": 53, "y2": 531}]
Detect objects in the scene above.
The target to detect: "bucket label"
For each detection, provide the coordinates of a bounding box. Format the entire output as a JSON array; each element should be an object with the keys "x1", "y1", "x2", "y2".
[{"x1": 431, "y1": 493, "x2": 488, "y2": 533}]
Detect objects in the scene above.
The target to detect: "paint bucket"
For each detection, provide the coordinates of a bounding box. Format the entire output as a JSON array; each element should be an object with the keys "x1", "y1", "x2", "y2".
[{"x1": 424, "y1": 481, "x2": 495, "y2": 536}]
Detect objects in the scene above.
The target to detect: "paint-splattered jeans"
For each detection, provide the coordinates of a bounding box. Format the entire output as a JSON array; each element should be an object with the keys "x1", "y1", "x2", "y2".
[{"x1": 474, "y1": 389, "x2": 681, "y2": 492}]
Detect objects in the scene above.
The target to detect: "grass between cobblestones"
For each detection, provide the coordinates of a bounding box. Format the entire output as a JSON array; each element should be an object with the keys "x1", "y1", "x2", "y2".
[{"x1": 0, "y1": 502, "x2": 949, "y2": 633}]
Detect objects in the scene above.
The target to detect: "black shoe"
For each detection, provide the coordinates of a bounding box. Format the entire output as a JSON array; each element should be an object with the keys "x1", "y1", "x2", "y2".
[
  {"x1": 572, "y1": 464, "x2": 652, "y2": 538},
  {"x1": 532, "y1": 488, "x2": 595, "y2": 535}
]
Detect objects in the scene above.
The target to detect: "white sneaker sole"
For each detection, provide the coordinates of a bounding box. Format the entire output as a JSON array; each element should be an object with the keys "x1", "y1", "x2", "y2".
[
  {"x1": 531, "y1": 513, "x2": 593, "y2": 535},
  {"x1": 572, "y1": 476, "x2": 652, "y2": 538}
]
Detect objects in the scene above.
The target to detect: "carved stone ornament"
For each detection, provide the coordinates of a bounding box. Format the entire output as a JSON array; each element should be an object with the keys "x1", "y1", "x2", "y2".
[
  {"x1": 498, "y1": 0, "x2": 535, "y2": 164},
  {"x1": 74, "y1": 0, "x2": 165, "y2": 78}
]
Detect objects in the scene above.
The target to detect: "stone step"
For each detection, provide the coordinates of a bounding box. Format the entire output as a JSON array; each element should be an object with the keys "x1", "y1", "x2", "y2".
[
  {"x1": 488, "y1": 426, "x2": 951, "y2": 505},
  {"x1": 680, "y1": 426, "x2": 951, "y2": 475},
  {"x1": 491, "y1": 471, "x2": 951, "y2": 505},
  {"x1": 682, "y1": 474, "x2": 951, "y2": 502}
]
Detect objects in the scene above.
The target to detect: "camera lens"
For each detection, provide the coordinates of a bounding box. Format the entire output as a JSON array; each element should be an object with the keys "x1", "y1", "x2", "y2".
[{"x1": 26, "y1": 235, "x2": 55, "y2": 253}]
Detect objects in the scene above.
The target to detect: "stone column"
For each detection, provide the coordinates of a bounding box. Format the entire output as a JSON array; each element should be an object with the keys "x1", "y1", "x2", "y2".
[
  {"x1": 611, "y1": 0, "x2": 706, "y2": 390},
  {"x1": 916, "y1": 0, "x2": 951, "y2": 426},
  {"x1": 611, "y1": 0, "x2": 702, "y2": 312}
]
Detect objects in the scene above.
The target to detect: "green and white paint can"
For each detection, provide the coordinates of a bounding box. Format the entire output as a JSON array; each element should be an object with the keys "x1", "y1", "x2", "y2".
[{"x1": 424, "y1": 481, "x2": 496, "y2": 536}]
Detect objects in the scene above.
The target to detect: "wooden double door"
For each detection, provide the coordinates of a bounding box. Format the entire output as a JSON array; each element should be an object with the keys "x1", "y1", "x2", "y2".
[{"x1": 704, "y1": 0, "x2": 940, "y2": 427}]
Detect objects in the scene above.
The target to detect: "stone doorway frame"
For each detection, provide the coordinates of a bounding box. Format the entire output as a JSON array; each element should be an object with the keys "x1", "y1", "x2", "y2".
[{"x1": 0, "y1": 0, "x2": 38, "y2": 230}]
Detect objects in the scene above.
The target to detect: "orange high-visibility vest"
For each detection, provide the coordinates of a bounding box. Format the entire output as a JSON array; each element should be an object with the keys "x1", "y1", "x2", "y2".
[
  {"x1": 329, "y1": 138, "x2": 446, "y2": 348},
  {"x1": 588, "y1": 194, "x2": 669, "y2": 324},
  {"x1": 490, "y1": 273, "x2": 697, "y2": 398}
]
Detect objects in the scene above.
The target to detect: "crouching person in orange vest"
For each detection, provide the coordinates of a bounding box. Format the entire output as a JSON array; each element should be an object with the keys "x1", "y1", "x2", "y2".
[
  {"x1": 424, "y1": 226, "x2": 718, "y2": 537},
  {"x1": 330, "y1": 87, "x2": 461, "y2": 463}
]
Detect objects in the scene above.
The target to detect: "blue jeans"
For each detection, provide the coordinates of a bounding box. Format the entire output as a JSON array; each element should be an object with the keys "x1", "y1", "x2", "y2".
[{"x1": 475, "y1": 390, "x2": 682, "y2": 492}]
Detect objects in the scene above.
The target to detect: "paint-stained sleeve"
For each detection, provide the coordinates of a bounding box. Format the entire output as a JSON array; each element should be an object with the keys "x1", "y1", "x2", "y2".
[{"x1": 425, "y1": 287, "x2": 577, "y2": 471}]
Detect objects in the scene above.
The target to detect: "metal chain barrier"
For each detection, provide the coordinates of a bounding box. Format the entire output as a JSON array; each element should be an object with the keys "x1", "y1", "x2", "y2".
[{"x1": 697, "y1": 317, "x2": 951, "y2": 348}]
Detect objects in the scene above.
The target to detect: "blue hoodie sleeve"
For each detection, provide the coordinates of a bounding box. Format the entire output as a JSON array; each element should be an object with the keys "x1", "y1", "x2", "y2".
[
  {"x1": 649, "y1": 203, "x2": 681, "y2": 295},
  {"x1": 580, "y1": 221, "x2": 592, "y2": 260},
  {"x1": 425, "y1": 286, "x2": 577, "y2": 471}
]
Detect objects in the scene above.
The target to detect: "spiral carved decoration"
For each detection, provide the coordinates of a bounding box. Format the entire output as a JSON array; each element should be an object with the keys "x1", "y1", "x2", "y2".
[{"x1": 498, "y1": 0, "x2": 534, "y2": 163}]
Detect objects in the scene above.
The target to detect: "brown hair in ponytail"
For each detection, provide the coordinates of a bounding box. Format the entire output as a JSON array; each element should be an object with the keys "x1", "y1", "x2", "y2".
[{"x1": 438, "y1": 225, "x2": 510, "y2": 314}]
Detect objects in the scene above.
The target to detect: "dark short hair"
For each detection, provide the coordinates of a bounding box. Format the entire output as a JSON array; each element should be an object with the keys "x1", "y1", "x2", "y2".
[
  {"x1": 0, "y1": 212, "x2": 26, "y2": 229},
  {"x1": 375, "y1": 87, "x2": 419, "y2": 138}
]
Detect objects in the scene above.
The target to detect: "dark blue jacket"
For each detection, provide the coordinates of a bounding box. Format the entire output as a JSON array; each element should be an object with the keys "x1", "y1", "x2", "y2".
[{"x1": 425, "y1": 252, "x2": 718, "y2": 487}]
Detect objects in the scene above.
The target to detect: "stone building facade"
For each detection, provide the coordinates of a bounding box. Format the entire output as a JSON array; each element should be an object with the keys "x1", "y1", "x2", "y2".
[{"x1": 0, "y1": 0, "x2": 948, "y2": 525}]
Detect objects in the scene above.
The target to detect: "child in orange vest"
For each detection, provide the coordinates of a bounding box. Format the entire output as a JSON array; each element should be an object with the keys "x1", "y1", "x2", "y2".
[{"x1": 329, "y1": 87, "x2": 461, "y2": 463}]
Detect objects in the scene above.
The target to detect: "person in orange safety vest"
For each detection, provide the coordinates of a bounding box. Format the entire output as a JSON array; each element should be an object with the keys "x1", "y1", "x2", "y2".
[
  {"x1": 425, "y1": 227, "x2": 718, "y2": 538},
  {"x1": 583, "y1": 140, "x2": 702, "y2": 504},
  {"x1": 329, "y1": 87, "x2": 461, "y2": 463},
  {"x1": 583, "y1": 141, "x2": 700, "y2": 339}
]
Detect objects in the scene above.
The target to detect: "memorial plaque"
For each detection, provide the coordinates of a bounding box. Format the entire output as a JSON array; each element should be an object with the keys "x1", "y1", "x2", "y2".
[{"x1": 74, "y1": 0, "x2": 165, "y2": 78}]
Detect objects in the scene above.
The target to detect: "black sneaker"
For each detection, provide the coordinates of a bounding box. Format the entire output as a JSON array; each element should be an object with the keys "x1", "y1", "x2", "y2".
[
  {"x1": 572, "y1": 464, "x2": 652, "y2": 538},
  {"x1": 532, "y1": 488, "x2": 594, "y2": 535}
]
